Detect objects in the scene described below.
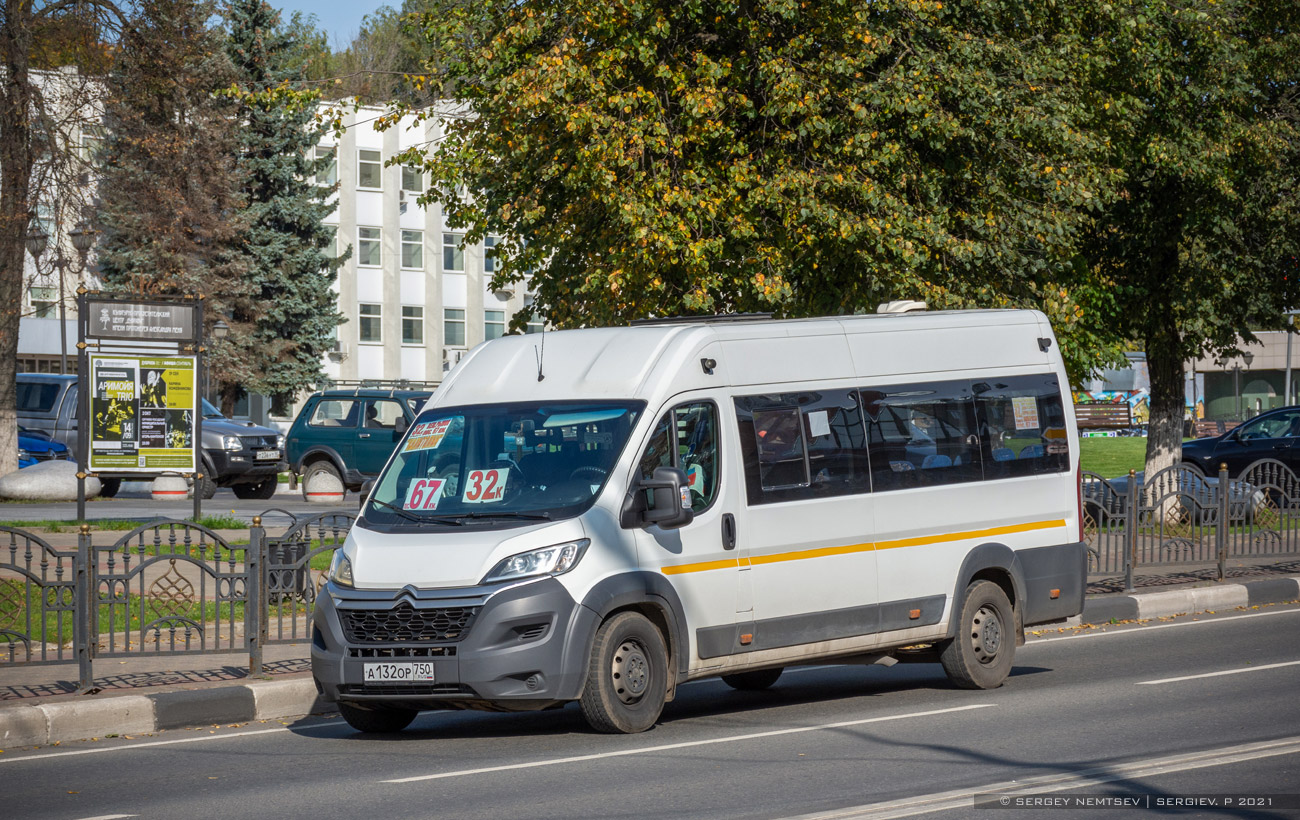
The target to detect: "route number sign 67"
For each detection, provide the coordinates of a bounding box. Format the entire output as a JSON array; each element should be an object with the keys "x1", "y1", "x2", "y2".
[{"x1": 403, "y1": 478, "x2": 445, "y2": 510}]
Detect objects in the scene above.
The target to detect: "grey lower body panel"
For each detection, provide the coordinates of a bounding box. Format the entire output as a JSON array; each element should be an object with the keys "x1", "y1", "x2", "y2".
[
  {"x1": 311, "y1": 577, "x2": 597, "y2": 711},
  {"x1": 1018, "y1": 541, "x2": 1087, "y2": 625}
]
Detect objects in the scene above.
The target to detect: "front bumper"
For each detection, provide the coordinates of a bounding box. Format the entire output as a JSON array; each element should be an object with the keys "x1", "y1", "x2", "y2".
[
  {"x1": 206, "y1": 448, "x2": 286, "y2": 484},
  {"x1": 311, "y1": 577, "x2": 597, "y2": 710}
]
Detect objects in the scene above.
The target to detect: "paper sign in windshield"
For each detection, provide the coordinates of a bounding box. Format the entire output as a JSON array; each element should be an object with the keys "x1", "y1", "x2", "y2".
[
  {"x1": 462, "y1": 468, "x2": 508, "y2": 503},
  {"x1": 1012, "y1": 397, "x2": 1040, "y2": 431},
  {"x1": 403, "y1": 478, "x2": 445, "y2": 510},
  {"x1": 404, "y1": 419, "x2": 452, "y2": 452}
]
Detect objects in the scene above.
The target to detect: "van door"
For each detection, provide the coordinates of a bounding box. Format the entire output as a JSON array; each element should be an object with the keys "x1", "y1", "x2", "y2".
[
  {"x1": 733, "y1": 389, "x2": 880, "y2": 653},
  {"x1": 631, "y1": 397, "x2": 748, "y2": 670}
]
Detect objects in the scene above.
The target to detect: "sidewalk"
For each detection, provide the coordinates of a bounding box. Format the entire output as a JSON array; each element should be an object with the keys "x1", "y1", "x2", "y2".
[{"x1": 2, "y1": 559, "x2": 1298, "y2": 750}]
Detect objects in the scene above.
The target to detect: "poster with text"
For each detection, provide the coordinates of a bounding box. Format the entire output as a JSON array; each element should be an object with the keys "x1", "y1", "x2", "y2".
[{"x1": 89, "y1": 355, "x2": 196, "y2": 472}]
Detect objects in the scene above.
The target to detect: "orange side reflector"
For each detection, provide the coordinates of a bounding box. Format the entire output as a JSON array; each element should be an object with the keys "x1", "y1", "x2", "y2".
[
  {"x1": 1050, "y1": 589, "x2": 1061, "y2": 599},
  {"x1": 909, "y1": 609, "x2": 921, "y2": 620},
  {"x1": 739, "y1": 633, "x2": 753, "y2": 645}
]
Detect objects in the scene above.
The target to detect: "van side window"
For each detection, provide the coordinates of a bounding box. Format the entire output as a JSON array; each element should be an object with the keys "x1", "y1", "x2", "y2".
[
  {"x1": 17, "y1": 382, "x2": 59, "y2": 413},
  {"x1": 735, "y1": 391, "x2": 870, "y2": 504},
  {"x1": 860, "y1": 381, "x2": 982, "y2": 490},
  {"x1": 638, "y1": 402, "x2": 720, "y2": 510},
  {"x1": 974, "y1": 375, "x2": 1069, "y2": 477},
  {"x1": 309, "y1": 399, "x2": 359, "y2": 428}
]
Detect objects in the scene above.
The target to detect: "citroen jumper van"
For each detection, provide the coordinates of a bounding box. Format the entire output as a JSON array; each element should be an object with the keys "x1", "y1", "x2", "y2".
[{"x1": 311, "y1": 311, "x2": 1086, "y2": 734}]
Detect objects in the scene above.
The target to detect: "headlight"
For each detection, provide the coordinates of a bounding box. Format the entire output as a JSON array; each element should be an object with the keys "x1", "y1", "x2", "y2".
[
  {"x1": 276, "y1": 434, "x2": 286, "y2": 450},
  {"x1": 482, "y1": 539, "x2": 590, "y2": 584},
  {"x1": 328, "y1": 551, "x2": 354, "y2": 588},
  {"x1": 221, "y1": 435, "x2": 242, "y2": 451},
  {"x1": 17, "y1": 448, "x2": 31, "y2": 461}
]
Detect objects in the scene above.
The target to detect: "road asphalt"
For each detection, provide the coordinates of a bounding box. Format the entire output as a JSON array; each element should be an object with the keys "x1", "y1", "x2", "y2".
[{"x1": 2, "y1": 561, "x2": 1296, "y2": 751}]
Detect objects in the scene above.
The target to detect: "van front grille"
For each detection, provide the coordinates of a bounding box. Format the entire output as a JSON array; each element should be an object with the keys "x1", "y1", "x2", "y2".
[{"x1": 339, "y1": 604, "x2": 479, "y2": 643}]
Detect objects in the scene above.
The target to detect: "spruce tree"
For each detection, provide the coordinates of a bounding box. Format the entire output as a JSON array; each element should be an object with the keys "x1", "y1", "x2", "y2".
[
  {"x1": 96, "y1": 0, "x2": 256, "y2": 399},
  {"x1": 226, "y1": 0, "x2": 345, "y2": 413}
]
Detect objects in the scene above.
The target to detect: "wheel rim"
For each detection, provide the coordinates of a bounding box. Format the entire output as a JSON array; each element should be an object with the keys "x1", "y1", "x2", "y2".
[
  {"x1": 971, "y1": 604, "x2": 1003, "y2": 664},
  {"x1": 611, "y1": 639, "x2": 650, "y2": 704}
]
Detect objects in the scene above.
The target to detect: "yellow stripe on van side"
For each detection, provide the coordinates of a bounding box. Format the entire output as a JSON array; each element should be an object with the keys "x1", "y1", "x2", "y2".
[
  {"x1": 658, "y1": 518, "x2": 1067, "y2": 575},
  {"x1": 873, "y1": 518, "x2": 1066, "y2": 552},
  {"x1": 748, "y1": 542, "x2": 875, "y2": 566},
  {"x1": 660, "y1": 558, "x2": 740, "y2": 575}
]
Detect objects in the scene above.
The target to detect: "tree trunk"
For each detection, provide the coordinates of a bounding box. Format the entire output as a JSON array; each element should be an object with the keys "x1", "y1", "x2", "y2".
[
  {"x1": 0, "y1": 5, "x2": 36, "y2": 477},
  {"x1": 1144, "y1": 314, "x2": 1187, "y2": 521}
]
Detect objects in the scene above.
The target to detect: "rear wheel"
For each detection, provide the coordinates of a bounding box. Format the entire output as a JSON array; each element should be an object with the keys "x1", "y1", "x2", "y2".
[
  {"x1": 580, "y1": 611, "x2": 668, "y2": 734},
  {"x1": 721, "y1": 667, "x2": 783, "y2": 691},
  {"x1": 233, "y1": 477, "x2": 278, "y2": 500},
  {"x1": 338, "y1": 702, "x2": 419, "y2": 733},
  {"x1": 939, "y1": 580, "x2": 1015, "y2": 690},
  {"x1": 195, "y1": 474, "x2": 217, "y2": 500}
]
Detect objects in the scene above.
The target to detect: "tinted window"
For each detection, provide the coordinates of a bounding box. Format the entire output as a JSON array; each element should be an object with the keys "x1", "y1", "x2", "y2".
[
  {"x1": 638, "y1": 402, "x2": 720, "y2": 511},
  {"x1": 860, "y1": 381, "x2": 981, "y2": 490},
  {"x1": 17, "y1": 382, "x2": 60, "y2": 413},
  {"x1": 364, "y1": 400, "x2": 404, "y2": 429},
  {"x1": 974, "y1": 374, "x2": 1069, "y2": 477},
  {"x1": 735, "y1": 390, "x2": 869, "y2": 504}
]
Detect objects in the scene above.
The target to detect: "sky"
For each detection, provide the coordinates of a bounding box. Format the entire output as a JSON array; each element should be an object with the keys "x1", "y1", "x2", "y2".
[{"x1": 270, "y1": 0, "x2": 391, "y2": 49}]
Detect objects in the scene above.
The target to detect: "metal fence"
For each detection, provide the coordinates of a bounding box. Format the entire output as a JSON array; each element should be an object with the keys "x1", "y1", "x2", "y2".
[
  {"x1": 1083, "y1": 458, "x2": 1300, "y2": 591},
  {"x1": 0, "y1": 511, "x2": 354, "y2": 691}
]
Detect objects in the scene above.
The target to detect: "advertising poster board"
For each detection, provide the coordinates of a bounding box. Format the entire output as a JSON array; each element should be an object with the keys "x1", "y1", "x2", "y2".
[{"x1": 89, "y1": 354, "x2": 196, "y2": 472}]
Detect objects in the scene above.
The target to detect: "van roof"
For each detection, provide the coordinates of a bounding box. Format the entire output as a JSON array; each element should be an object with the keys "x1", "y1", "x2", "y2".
[{"x1": 433, "y1": 310, "x2": 1057, "y2": 408}]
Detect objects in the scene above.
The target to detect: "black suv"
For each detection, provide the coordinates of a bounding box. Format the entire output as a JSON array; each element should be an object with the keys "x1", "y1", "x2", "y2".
[{"x1": 286, "y1": 387, "x2": 432, "y2": 497}]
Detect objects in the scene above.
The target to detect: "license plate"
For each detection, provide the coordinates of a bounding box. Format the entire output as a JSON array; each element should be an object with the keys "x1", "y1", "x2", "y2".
[
  {"x1": 363, "y1": 662, "x2": 436, "y2": 683},
  {"x1": 256, "y1": 450, "x2": 281, "y2": 460}
]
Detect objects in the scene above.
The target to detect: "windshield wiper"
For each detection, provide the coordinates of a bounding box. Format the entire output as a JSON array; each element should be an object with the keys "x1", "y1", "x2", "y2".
[
  {"x1": 439, "y1": 511, "x2": 552, "y2": 521},
  {"x1": 368, "y1": 498, "x2": 442, "y2": 525}
]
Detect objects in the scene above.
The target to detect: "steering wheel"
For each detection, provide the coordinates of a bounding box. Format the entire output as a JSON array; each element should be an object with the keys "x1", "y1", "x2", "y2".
[
  {"x1": 568, "y1": 465, "x2": 609, "y2": 483},
  {"x1": 489, "y1": 459, "x2": 528, "y2": 498}
]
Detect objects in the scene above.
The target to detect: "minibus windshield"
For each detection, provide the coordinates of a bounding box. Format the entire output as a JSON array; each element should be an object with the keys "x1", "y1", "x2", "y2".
[{"x1": 362, "y1": 400, "x2": 644, "y2": 529}]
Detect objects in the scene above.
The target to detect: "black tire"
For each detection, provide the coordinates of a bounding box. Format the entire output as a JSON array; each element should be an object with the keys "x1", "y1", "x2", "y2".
[
  {"x1": 338, "y1": 702, "x2": 418, "y2": 733},
  {"x1": 939, "y1": 580, "x2": 1015, "y2": 690},
  {"x1": 195, "y1": 474, "x2": 217, "y2": 500},
  {"x1": 302, "y1": 461, "x2": 344, "y2": 501},
  {"x1": 98, "y1": 478, "x2": 122, "y2": 498},
  {"x1": 579, "y1": 611, "x2": 668, "y2": 734},
  {"x1": 233, "y1": 477, "x2": 278, "y2": 500},
  {"x1": 721, "y1": 667, "x2": 784, "y2": 691}
]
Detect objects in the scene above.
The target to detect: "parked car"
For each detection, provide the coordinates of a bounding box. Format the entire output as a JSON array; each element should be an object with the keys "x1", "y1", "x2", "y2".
[
  {"x1": 1082, "y1": 469, "x2": 1266, "y2": 526},
  {"x1": 17, "y1": 426, "x2": 69, "y2": 468},
  {"x1": 286, "y1": 387, "x2": 432, "y2": 497},
  {"x1": 16, "y1": 373, "x2": 285, "y2": 499},
  {"x1": 1181, "y1": 405, "x2": 1300, "y2": 478}
]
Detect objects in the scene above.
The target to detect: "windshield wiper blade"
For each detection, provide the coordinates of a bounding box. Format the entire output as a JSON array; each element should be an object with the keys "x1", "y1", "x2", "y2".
[
  {"x1": 368, "y1": 498, "x2": 438, "y2": 525},
  {"x1": 442, "y1": 511, "x2": 552, "y2": 521}
]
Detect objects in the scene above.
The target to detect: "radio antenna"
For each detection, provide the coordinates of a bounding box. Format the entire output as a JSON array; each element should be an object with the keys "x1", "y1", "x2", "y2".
[{"x1": 534, "y1": 324, "x2": 545, "y2": 382}]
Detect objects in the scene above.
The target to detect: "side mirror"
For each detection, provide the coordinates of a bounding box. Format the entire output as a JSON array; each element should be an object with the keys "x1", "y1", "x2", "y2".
[
  {"x1": 359, "y1": 478, "x2": 375, "y2": 510},
  {"x1": 620, "y1": 466, "x2": 694, "y2": 530},
  {"x1": 394, "y1": 415, "x2": 410, "y2": 439}
]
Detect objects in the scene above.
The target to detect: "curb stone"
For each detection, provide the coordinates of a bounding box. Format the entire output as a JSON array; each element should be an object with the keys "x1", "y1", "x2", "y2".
[{"x1": 3, "y1": 575, "x2": 1298, "y2": 749}]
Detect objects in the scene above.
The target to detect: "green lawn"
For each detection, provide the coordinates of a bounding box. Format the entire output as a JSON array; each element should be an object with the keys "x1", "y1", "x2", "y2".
[{"x1": 1079, "y1": 437, "x2": 1150, "y2": 478}]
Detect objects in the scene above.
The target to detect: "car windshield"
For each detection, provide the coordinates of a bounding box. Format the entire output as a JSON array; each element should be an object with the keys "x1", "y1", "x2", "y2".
[
  {"x1": 363, "y1": 400, "x2": 644, "y2": 529},
  {"x1": 201, "y1": 398, "x2": 225, "y2": 420}
]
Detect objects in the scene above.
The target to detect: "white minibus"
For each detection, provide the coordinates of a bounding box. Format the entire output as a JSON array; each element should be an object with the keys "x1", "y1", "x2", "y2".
[{"x1": 311, "y1": 311, "x2": 1086, "y2": 733}]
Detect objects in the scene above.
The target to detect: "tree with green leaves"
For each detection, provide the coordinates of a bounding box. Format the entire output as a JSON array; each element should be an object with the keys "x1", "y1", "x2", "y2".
[
  {"x1": 397, "y1": 0, "x2": 1126, "y2": 381},
  {"x1": 1079, "y1": 0, "x2": 1300, "y2": 477},
  {"x1": 225, "y1": 0, "x2": 345, "y2": 415},
  {"x1": 96, "y1": 0, "x2": 254, "y2": 397}
]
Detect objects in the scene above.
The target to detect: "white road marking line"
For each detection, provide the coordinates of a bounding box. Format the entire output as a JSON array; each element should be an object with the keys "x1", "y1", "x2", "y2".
[
  {"x1": 0, "y1": 720, "x2": 347, "y2": 764},
  {"x1": 1137, "y1": 659, "x2": 1300, "y2": 685},
  {"x1": 382, "y1": 703, "x2": 994, "y2": 784},
  {"x1": 777, "y1": 735, "x2": 1300, "y2": 820},
  {"x1": 1029, "y1": 606, "x2": 1300, "y2": 643},
  {"x1": 73, "y1": 815, "x2": 138, "y2": 820}
]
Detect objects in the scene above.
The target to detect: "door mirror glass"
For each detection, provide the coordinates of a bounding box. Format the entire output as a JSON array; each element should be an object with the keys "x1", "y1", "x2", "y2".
[{"x1": 621, "y1": 466, "x2": 694, "y2": 530}]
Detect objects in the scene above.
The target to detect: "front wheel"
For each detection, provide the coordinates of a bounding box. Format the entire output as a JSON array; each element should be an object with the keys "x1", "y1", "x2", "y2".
[
  {"x1": 939, "y1": 580, "x2": 1015, "y2": 690},
  {"x1": 580, "y1": 611, "x2": 668, "y2": 734},
  {"x1": 98, "y1": 478, "x2": 122, "y2": 498},
  {"x1": 338, "y1": 702, "x2": 418, "y2": 733},
  {"x1": 233, "y1": 477, "x2": 278, "y2": 500}
]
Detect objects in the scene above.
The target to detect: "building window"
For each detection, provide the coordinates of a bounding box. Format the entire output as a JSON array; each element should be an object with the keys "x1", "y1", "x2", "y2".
[
  {"x1": 484, "y1": 235, "x2": 499, "y2": 274},
  {"x1": 359, "y1": 304, "x2": 382, "y2": 343},
  {"x1": 485, "y1": 310, "x2": 505, "y2": 340},
  {"x1": 402, "y1": 305, "x2": 424, "y2": 345},
  {"x1": 80, "y1": 124, "x2": 106, "y2": 165},
  {"x1": 358, "y1": 149, "x2": 382, "y2": 189},
  {"x1": 401, "y1": 230, "x2": 423, "y2": 269},
  {"x1": 30, "y1": 287, "x2": 58, "y2": 319},
  {"x1": 401, "y1": 165, "x2": 424, "y2": 193},
  {"x1": 444, "y1": 308, "x2": 465, "y2": 346},
  {"x1": 525, "y1": 319, "x2": 545, "y2": 334},
  {"x1": 358, "y1": 227, "x2": 381, "y2": 267},
  {"x1": 443, "y1": 233, "x2": 464, "y2": 272},
  {"x1": 315, "y1": 145, "x2": 337, "y2": 186}
]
